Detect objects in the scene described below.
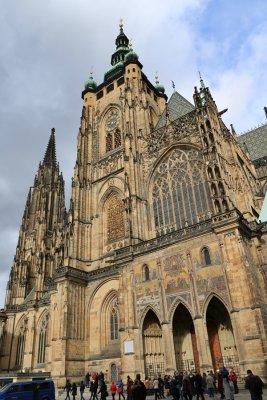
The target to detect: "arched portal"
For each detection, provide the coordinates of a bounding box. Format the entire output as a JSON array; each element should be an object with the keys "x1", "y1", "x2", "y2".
[
  {"x1": 142, "y1": 310, "x2": 165, "y2": 377},
  {"x1": 206, "y1": 297, "x2": 239, "y2": 372},
  {"x1": 173, "y1": 304, "x2": 199, "y2": 372}
]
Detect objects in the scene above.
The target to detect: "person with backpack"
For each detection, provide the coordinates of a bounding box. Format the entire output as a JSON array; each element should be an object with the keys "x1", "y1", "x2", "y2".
[
  {"x1": 117, "y1": 379, "x2": 125, "y2": 400},
  {"x1": 98, "y1": 380, "x2": 108, "y2": 400}
]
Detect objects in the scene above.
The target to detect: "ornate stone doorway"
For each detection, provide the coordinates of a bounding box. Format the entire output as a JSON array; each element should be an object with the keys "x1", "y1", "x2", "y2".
[
  {"x1": 173, "y1": 304, "x2": 199, "y2": 372},
  {"x1": 206, "y1": 297, "x2": 239, "y2": 372},
  {"x1": 142, "y1": 310, "x2": 165, "y2": 377}
]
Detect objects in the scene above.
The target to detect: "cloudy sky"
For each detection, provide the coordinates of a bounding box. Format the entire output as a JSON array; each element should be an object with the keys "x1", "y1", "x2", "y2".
[{"x1": 0, "y1": 0, "x2": 267, "y2": 308}]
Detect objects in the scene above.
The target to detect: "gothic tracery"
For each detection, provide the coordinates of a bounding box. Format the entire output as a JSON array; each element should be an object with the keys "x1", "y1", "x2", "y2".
[
  {"x1": 152, "y1": 147, "x2": 213, "y2": 234},
  {"x1": 107, "y1": 193, "x2": 125, "y2": 241}
]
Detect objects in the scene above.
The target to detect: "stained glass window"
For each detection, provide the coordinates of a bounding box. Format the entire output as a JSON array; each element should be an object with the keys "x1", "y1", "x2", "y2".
[
  {"x1": 152, "y1": 148, "x2": 213, "y2": 233},
  {"x1": 114, "y1": 129, "x2": 122, "y2": 148},
  {"x1": 106, "y1": 133, "x2": 113, "y2": 152},
  {"x1": 107, "y1": 194, "x2": 125, "y2": 241}
]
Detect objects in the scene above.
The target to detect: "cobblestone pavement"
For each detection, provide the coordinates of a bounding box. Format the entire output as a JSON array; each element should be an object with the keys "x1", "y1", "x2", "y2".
[{"x1": 57, "y1": 389, "x2": 267, "y2": 400}]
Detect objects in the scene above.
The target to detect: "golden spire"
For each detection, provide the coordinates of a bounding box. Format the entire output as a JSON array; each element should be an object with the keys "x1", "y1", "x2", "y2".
[{"x1": 119, "y1": 18, "x2": 123, "y2": 30}]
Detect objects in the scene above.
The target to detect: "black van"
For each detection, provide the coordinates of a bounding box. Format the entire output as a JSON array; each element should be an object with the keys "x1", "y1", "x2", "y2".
[{"x1": 0, "y1": 379, "x2": 55, "y2": 400}]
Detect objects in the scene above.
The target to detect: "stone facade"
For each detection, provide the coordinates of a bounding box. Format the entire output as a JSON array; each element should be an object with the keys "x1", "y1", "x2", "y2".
[{"x1": 1, "y1": 25, "x2": 267, "y2": 387}]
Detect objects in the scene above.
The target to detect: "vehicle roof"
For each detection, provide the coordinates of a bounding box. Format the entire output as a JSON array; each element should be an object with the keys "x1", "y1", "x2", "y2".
[{"x1": 8, "y1": 380, "x2": 53, "y2": 385}]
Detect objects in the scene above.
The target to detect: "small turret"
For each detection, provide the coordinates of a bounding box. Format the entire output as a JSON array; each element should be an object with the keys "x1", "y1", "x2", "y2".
[
  {"x1": 84, "y1": 71, "x2": 97, "y2": 91},
  {"x1": 154, "y1": 74, "x2": 165, "y2": 94}
]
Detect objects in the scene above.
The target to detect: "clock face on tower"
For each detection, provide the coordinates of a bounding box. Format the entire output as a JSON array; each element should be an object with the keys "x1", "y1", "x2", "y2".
[{"x1": 105, "y1": 110, "x2": 119, "y2": 131}]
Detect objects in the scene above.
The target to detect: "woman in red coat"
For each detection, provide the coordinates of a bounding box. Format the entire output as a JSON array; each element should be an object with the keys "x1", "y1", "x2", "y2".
[
  {"x1": 229, "y1": 369, "x2": 238, "y2": 394},
  {"x1": 110, "y1": 381, "x2": 117, "y2": 400}
]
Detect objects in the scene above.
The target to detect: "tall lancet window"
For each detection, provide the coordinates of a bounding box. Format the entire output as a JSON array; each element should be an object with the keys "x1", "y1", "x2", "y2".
[
  {"x1": 105, "y1": 109, "x2": 121, "y2": 153},
  {"x1": 107, "y1": 194, "x2": 125, "y2": 241},
  {"x1": 110, "y1": 300, "x2": 119, "y2": 340},
  {"x1": 152, "y1": 147, "x2": 213, "y2": 234},
  {"x1": 37, "y1": 314, "x2": 49, "y2": 364},
  {"x1": 15, "y1": 319, "x2": 28, "y2": 367}
]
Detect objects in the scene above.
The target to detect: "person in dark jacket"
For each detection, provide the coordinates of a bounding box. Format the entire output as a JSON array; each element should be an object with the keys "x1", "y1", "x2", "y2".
[
  {"x1": 65, "y1": 380, "x2": 72, "y2": 400},
  {"x1": 245, "y1": 369, "x2": 264, "y2": 400},
  {"x1": 72, "y1": 383, "x2": 77, "y2": 400},
  {"x1": 195, "y1": 372, "x2": 205, "y2": 400},
  {"x1": 98, "y1": 380, "x2": 108, "y2": 400},
  {"x1": 131, "y1": 374, "x2": 147, "y2": 400},
  {"x1": 86, "y1": 372, "x2": 91, "y2": 388},
  {"x1": 170, "y1": 375, "x2": 180, "y2": 400},
  {"x1": 127, "y1": 376, "x2": 134, "y2": 400},
  {"x1": 80, "y1": 381, "x2": 86, "y2": 400},
  {"x1": 183, "y1": 373, "x2": 193, "y2": 400}
]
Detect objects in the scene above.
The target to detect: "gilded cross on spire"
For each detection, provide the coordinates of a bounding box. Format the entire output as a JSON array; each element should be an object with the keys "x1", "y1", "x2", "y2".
[{"x1": 119, "y1": 18, "x2": 123, "y2": 30}]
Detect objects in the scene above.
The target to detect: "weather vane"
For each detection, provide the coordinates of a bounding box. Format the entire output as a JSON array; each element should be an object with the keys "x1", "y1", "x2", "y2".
[{"x1": 171, "y1": 80, "x2": 175, "y2": 91}]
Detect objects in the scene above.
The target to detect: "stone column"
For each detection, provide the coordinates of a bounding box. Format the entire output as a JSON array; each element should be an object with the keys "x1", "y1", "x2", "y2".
[
  {"x1": 161, "y1": 322, "x2": 176, "y2": 373},
  {"x1": 193, "y1": 317, "x2": 213, "y2": 370}
]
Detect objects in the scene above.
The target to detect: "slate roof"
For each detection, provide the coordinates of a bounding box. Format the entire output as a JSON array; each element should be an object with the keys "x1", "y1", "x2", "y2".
[
  {"x1": 155, "y1": 91, "x2": 195, "y2": 130},
  {"x1": 237, "y1": 123, "x2": 267, "y2": 161}
]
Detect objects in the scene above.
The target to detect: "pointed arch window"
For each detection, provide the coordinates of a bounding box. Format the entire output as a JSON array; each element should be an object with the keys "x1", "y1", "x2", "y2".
[
  {"x1": 106, "y1": 133, "x2": 113, "y2": 152},
  {"x1": 107, "y1": 194, "x2": 125, "y2": 241},
  {"x1": 105, "y1": 110, "x2": 121, "y2": 153},
  {"x1": 202, "y1": 247, "x2": 211, "y2": 266},
  {"x1": 15, "y1": 320, "x2": 28, "y2": 367},
  {"x1": 152, "y1": 148, "x2": 213, "y2": 234},
  {"x1": 143, "y1": 265, "x2": 150, "y2": 281},
  {"x1": 114, "y1": 129, "x2": 122, "y2": 148},
  {"x1": 37, "y1": 314, "x2": 49, "y2": 364},
  {"x1": 110, "y1": 302, "x2": 119, "y2": 340}
]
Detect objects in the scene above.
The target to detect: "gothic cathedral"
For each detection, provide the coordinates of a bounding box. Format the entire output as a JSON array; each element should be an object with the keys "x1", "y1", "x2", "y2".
[{"x1": 1, "y1": 24, "x2": 267, "y2": 386}]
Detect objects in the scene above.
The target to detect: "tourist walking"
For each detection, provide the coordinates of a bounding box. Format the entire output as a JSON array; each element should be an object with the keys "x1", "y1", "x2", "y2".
[
  {"x1": 131, "y1": 374, "x2": 147, "y2": 400},
  {"x1": 182, "y1": 372, "x2": 193, "y2": 400},
  {"x1": 221, "y1": 367, "x2": 234, "y2": 400},
  {"x1": 229, "y1": 369, "x2": 238, "y2": 394},
  {"x1": 110, "y1": 381, "x2": 117, "y2": 400},
  {"x1": 153, "y1": 376, "x2": 160, "y2": 400},
  {"x1": 158, "y1": 374, "x2": 165, "y2": 399},
  {"x1": 195, "y1": 372, "x2": 205, "y2": 400},
  {"x1": 245, "y1": 369, "x2": 264, "y2": 400},
  {"x1": 127, "y1": 376, "x2": 134, "y2": 400},
  {"x1": 65, "y1": 380, "x2": 72, "y2": 400},
  {"x1": 80, "y1": 381, "x2": 86, "y2": 400},
  {"x1": 206, "y1": 372, "x2": 215, "y2": 398},
  {"x1": 98, "y1": 380, "x2": 108, "y2": 400},
  {"x1": 85, "y1": 372, "x2": 91, "y2": 388},
  {"x1": 117, "y1": 379, "x2": 125, "y2": 400},
  {"x1": 72, "y1": 383, "x2": 77, "y2": 400},
  {"x1": 92, "y1": 376, "x2": 99, "y2": 400}
]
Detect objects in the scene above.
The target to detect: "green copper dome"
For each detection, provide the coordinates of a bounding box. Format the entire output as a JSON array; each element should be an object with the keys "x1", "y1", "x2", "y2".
[
  {"x1": 84, "y1": 73, "x2": 97, "y2": 90},
  {"x1": 125, "y1": 49, "x2": 139, "y2": 63}
]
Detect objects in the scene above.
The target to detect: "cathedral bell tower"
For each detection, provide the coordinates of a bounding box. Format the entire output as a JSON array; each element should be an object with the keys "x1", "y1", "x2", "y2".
[
  {"x1": 67, "y1": 22, "x2": 167, "y2": 270},
  {"x1": 6, "y1": 129, "x2": 66, "y2": 305}
]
